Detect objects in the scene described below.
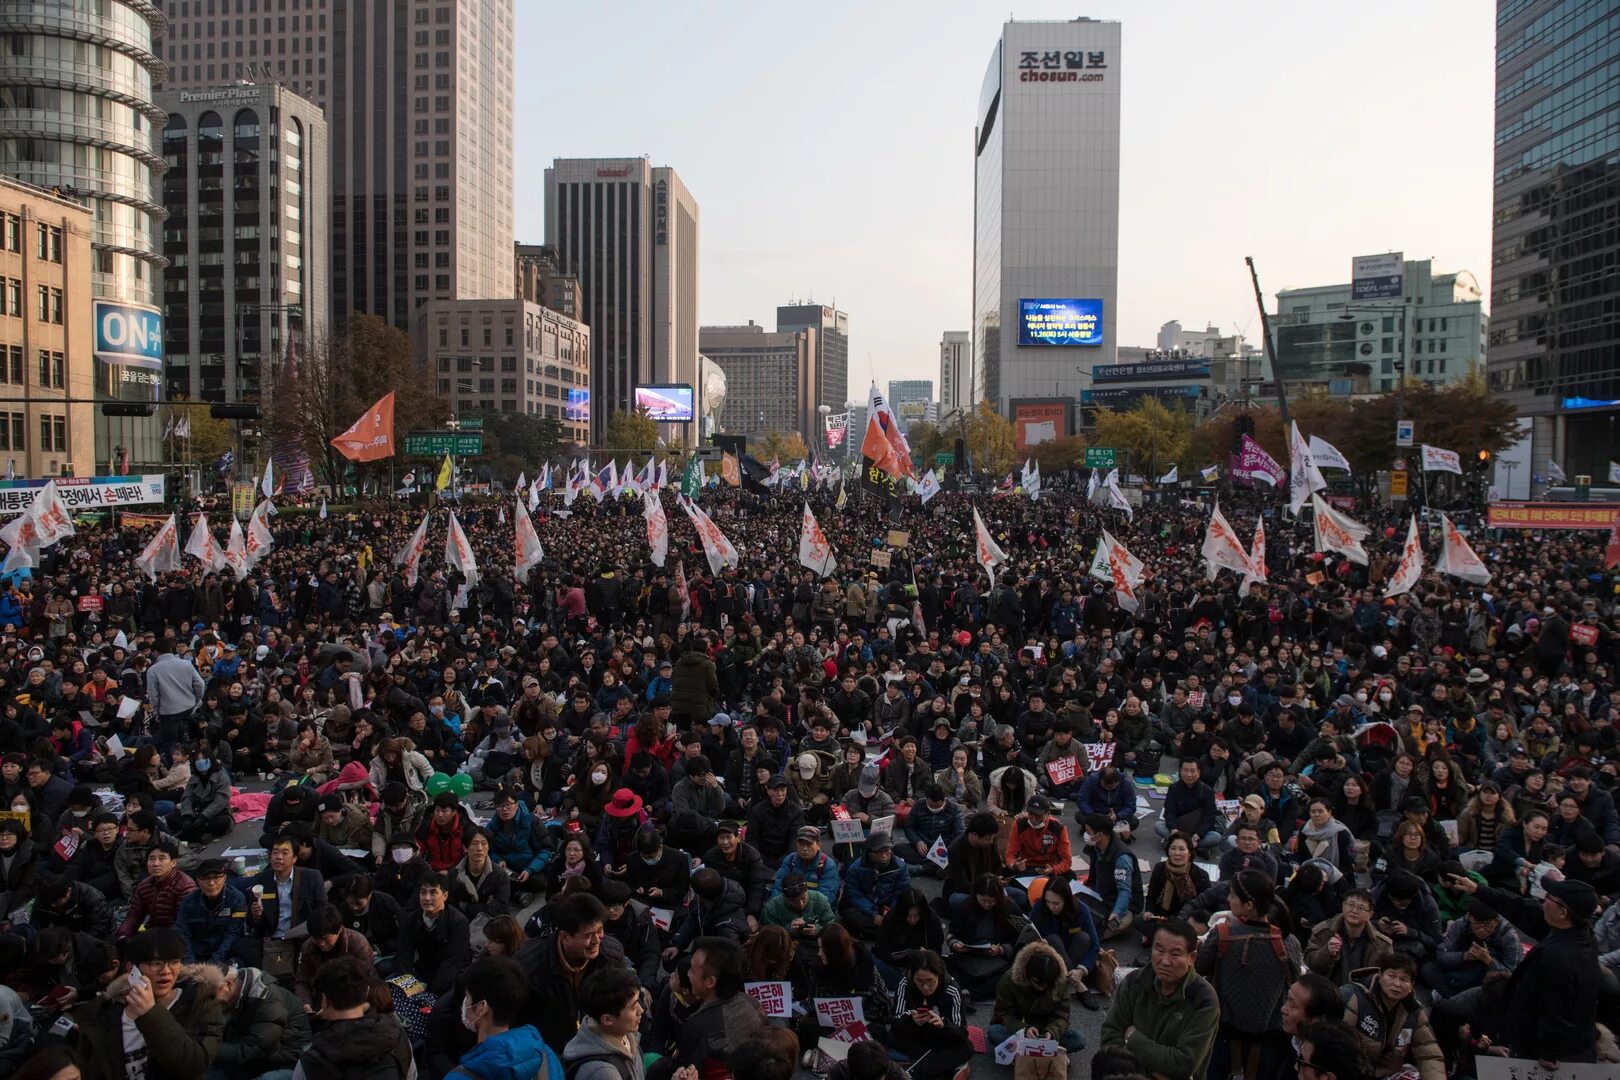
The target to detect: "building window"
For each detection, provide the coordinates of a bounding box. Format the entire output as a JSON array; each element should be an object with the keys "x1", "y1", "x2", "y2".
[
  {"x1": 36, "y1": 350, "x2": 62, "y2": 388},
  {"x1": 2, "y1": 412, "x2": 24, "y2": 451},
  {"x1": 2, "y1": 280, "x2": 18, "y2": 317},
  {"x1": 35, "y1": 224, "x2": 62, "y2": 263},
  {"x1": 0, "y1": 214, "x2": 18, "y2": 253}
]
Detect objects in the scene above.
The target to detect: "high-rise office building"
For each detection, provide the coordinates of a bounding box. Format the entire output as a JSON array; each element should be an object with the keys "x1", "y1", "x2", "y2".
[
  {"x1": 514, "y1": 244, "x2": 582, "y2": 321},
  {"x1": 776, "y1": 303, "x2": 848, "y2": 413},
  {"x1": 887, "y1": 379, "x2": 935, "y2": 427},
  {"x1": 699, "y1": 322, "x2": 817, "y2": 443},
  {"x1": 973, "y1": 18, "x2": 1121, "y2": 414},
  {"x1": 157, "y1": 84, "x2": 329, "y2": 405},
  {"x1": 544, "y1": 158, "x2": 699, "y2": 444},
  {"x1": 1488, "y1": 0, "x2": 1619, "y2": 483},
  {"x1": 155, "y1": 0, "x2": 516, "y2": 329},
  {"x1": 0, "y1": 0, "x2": 169, "y2": 471},
  {"x1": 940, "y1": 330, "x2": 971, "y2": 415}
]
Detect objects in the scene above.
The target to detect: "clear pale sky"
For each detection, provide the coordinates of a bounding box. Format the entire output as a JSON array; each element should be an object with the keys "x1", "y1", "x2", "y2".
[{"x1": 512, "y1": 1, "x2": 1495, "y2": 395}]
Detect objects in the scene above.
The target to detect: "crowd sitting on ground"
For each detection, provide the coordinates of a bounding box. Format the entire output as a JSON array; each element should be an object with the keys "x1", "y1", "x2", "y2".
[{"x1": 0, "y1": 479, "x2": 1614, "y2": 1080}]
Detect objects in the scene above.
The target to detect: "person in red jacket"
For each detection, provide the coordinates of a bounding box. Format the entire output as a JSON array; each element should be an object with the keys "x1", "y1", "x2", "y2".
[
  {"x1": 416, "y1": 790, "x2": 474, "y2": 871},
  {"x1": 1004, "y1": 794, "x2": 1073, "y2": 875},
  {"x1": 118, "y1": 836, "x2": 197, "y2": 937}
]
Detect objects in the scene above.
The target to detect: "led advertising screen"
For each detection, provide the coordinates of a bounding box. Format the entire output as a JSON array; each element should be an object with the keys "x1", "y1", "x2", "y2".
[
  {"x1": 1018, "y1": 298, "x2": 1104, "y2": 347},
  {"x1": 565, "y1": 388, "x2": 590, "y2": 422},
  {"x1": 634, "y1": 383, "x2": 695, "y2": 422}
]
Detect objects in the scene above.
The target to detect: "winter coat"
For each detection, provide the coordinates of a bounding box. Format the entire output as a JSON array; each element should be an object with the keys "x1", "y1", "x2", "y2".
[
  {"x1": 1340, "y1": 976, "x2": 1445, "y2": 1080},
  {"x1": 290, "y1": 1013, "x2": 415, "y2": 1080},
  {"x1": 672, "y1": 875, "x2": 751, "y2": 947},
  {"x1": 295, "y1": 928, "x2": 375, "y2": 1007},
  {"x1": 932, "y1": 766, "x2": 983, "y2": 810},
  {"x1": 904, "y1": 797, "x2": 965, "y2": 851},
  {"x1": 1194, "y1": 917, "x2": 1303, "y2": 1035},
  {"x1": 119, "y1": 867, "x2": 198, "y2": 936},
  {"x1": 31, "y1": 879, "x2": 116, "y2": 939},
  {"x1": 176, "y1": 881, "x2": 249, "y2": 963},
  {"x1": 1004, "y1": 812, "x2": 1073, "y2": 874},
  {"x1": 288, "y1": 737, "x2": 337, "y2": 783},
  {"x1": 1099, "y1": 966, "x2": 1220, "y2": 1080},
  {"x1": 487, "y1": 799, "x2": 556, "y2": 877},
  {"x1": 669, "y1": 650, "x2": 718, "y2": 719},
  {"x1": 213, "y1": 965, "x2": 312, "y2": 1073},
  {"x1": 772, "y1": 847, "x2": 839, "y2": 898},
  {"x1": 1305, "y1": 917, "x2": 1395, "y2": 985},
  {"x1": 115, "y1": 828, "x2": 185, "y2": 898},
  {"x1": 842, "y1": 852, "x2": 912, "y2": 917},
  {"x1": 672, "y1": 775, "x2": 727, "y2": 819},
  {"x1": 178, "y1": 765, "x2": 232, "y2": 819},
  {"x1": 564, "y1": 1021, "x2": 646, "y2": 1080},
  {"x1": 450, "y1": 857, "x2": 513, "y2": 919},
  {"x1": 515, "y1": 929, "x2": 630, "y2": 1057},
  {"x1": 450, "y1": 1024, "x2": 560, "y2": 1080},
  {"x1": 396, "y1": 902, "x2": 472, "y2": 997},
  {"x1": 991, "y1": 940, "x2": 1071, "y2": 1041},
  {"x1": 416, "y1": 807, "x2": 476, "y2": 871},
  {"x1": 745, "y1": 796, "x2": 805, "y2": 865},
  {"x1": 701, "y1": 840, "x2": 771, "y2": 914},
  {"x1": 43, "y1": 975, "x2": 223, "y2": 1080}
]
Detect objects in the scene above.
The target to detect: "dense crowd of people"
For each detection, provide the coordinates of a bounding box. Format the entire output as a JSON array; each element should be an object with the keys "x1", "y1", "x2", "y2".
[{"x1": 0, "y1": 477, "x2": 1614, "y2": 1080}]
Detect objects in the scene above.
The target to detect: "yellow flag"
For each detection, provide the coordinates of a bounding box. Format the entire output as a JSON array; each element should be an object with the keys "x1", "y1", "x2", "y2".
[{"x1": 435, "y1": 454, "x2": 452, "y2": 492}]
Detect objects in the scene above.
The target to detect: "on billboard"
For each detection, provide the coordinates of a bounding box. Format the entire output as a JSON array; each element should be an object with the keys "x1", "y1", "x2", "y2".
[
  {"x1": 565, "y1": 388, "x2": 590, "y2": 422},
  {"x1": 1351, "y1": 253, "x2": 1404, "y2": 302},
  {"x1": 93, "y1": 300, "x2": 164, "y2": 370},
  {"x1": 1009, "y1": 397, "x2": 1073, "y2": 454},
  {"x1": 1018, "y1": 299, "x2": 1103, "y2": 347},
  {"x1": 634, "y1": 384, "x2": 694, "y2": 422},
  {"x1": 0, "y1": 475, "x2": 164, "y2": 515}
]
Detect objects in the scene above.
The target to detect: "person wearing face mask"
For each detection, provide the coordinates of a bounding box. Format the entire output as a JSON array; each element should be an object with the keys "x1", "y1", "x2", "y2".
[
  {"x1": 168, "y1": 741, "x2": 233, "y2": 841},
  {"x1": 624, "y1": 826, "x2": 692, "y2": 910},
  {"x1": 376, "y1": 833, "x2": 432, "y2": 908},
  {"x1": 442, "y1": 955, "x2": 557, "y2": 1080}
]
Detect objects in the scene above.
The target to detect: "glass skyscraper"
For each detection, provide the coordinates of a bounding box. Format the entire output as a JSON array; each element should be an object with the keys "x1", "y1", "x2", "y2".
[{"x1": 1487, "y1": 0, "x2": 1620, "y2": 481}]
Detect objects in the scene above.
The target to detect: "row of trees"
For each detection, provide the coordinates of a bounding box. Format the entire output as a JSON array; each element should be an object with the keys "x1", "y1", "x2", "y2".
[{"x1": 905, "y1": 375, "x2": 1517, "y2": 481}]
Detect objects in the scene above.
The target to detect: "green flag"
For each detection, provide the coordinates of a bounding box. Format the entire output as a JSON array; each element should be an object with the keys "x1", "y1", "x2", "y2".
[{"x1": 681, "y1": 454, "x2": 702, "y2": 499}]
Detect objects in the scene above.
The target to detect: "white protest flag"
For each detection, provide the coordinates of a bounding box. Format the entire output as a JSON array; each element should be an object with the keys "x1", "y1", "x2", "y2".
[
  {"x1": 643, "y1": 489, "x2": 668, "y2": 568},
  {"x1": 678, "y1": 495, "x2": 740, "y2": 575},
  {"x1": 1384, "y1": 515, "x2": 1424, "y2": 598},
  {"x1": 515, "y1": 471, "x2": 526, "y2": 493},
  {"x1": 444, "y1": 512, "x2": 479, "y2": 587},
  {"x1": 799, "y1": 502, "x2": 837, "y2": 578},
  {"x1": 260, "y1": 458, "x2": 276, "y2": 499},
  {"x1": 1420, "y1": 444, "x2": 1463, "y2": 475},
  {"x1": 1239, "y1": 517, "x2": 1268, "y2": 598},
  {"x1": 1311, "y1": 492, "x2": 1370, "y2": 565},
  {"x1": 318, "y1": 497, "x2": 328, "y2": 520},
  {"x1": 244, "y1": 500, "x2": 275, "y2": 568},
  {"x1": 1202, "y1": 501, "x2": 1254, "y2": 581},
  {"x1": 564, "y1": 462, "x2": 584, "y2": 507},
  {"x1": 1106, "y1": 471, "x2": 1133, "y2": 522},
  {"x1": 394, "y1": 512, "x2": 431, "y2": 587},
  {"x1": 1547, "y1": 460, "x2": 1567, "y2": 484},
  {"x1": 1158, "y1": 465, "x2": 1178, "y2": 485},
  {"x1": 1307, "y1": 435, "x2": 1351, "y2": 472},
  {"x1": 135, "y1": 514, "x2": 182, "y2": 581},
  {"x1": 1288, "y1": 420, "x2": 1327, "y2": 515},
  {"x1": 835, "y1": 478, "x2": 848, "y2": 510},
  {"x1": 514, "y1": 498, "x2": 544, "y2": 584},
  {"x1": 916, "y1": 468, "x2": 941, "y2": 505},
  {"x1": 528, "y1": 478, "x2": 542, "y2": 513},
  {"x1": 1436, "y1": 512, "x2": 1491, "y2": 586},
  {"x1": 224, "y1": 518, "x2": 249, "y2": 580},
  {"x1": 0, "y1": 481, "x2": 73, "y2": 571},
  {"x1": 1610, "y1": 460, "x2": 1620, "y2": 485},
  {"x1": 1022, "y1": 458, "x2": 1041, "y2": 501},
  {"x1": 184, "y1": 513, "x2": 228, "y2": 572},
  {"x1": 1086, "y1": 468, "x2": 1101, "y2": 503},
  {"x1": 1200, "y1": 465, "x2": 1220, "y2": 483},
  {"x1": 972, "y1": 507, "x2": 1007, "y2": 588},
  {"x1": 497, "y1": 506, "x2": 507, "y2": 525},
  {"x1": 1091, "y1": 530, "x2": 1145, "y2": 613}
]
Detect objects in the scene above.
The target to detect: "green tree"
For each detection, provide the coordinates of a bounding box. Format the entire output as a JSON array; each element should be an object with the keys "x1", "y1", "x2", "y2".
[
  {"x1": 905, "y1": 421, "x2": 948, "y2": 468},
  {"x1": 1029, "y1": 433, "x2": 1089, "y2": 472},
  {"x1": 961, "y1": 400, "x2": 1015, "y2": 476},
  {"x1": 1091, "y1": 398, "x2": 1192, "y2": 477},
  {"x1": 475, "y1": 412, "x2": 565, "y2": 484},
  {"x1": 161, "y1": 401, "x2": 232, "y2": 466},
  {"x1": 752, "y1": 429, "x2": 810, "y2": 463},
  {"x1": 604, "y1": 407, "x2": 660, "y2": 455}
]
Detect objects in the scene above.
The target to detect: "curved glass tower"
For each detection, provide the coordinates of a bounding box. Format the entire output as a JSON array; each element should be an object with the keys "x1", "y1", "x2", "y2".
[{"x1": 0, "y1": 0, "x2": 169, "y2": 464}]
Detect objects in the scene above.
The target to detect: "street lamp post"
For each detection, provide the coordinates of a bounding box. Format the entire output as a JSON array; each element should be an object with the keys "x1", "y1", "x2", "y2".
[{"x1": 817, "y1": 403, "x2": 831, "y2": 463}]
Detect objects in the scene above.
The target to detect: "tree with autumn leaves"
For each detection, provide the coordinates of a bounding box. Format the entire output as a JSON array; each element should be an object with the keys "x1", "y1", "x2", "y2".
[{"x1": 266, "y1": 315, "x2": 451, "y2": 491}]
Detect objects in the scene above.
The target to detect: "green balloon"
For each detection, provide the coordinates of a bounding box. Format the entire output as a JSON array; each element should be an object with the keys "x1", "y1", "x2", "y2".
[
  {"x1": 449, "y1": 773, "x2": 474, "y2": 798},
  {"x1": 425, "y1": 773, "x2": 452, "y2": 797}
]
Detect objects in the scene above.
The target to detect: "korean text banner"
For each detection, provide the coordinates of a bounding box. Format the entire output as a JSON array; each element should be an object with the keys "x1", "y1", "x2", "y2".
[
  {"x1": 0, "y1": 475, "x2": 165, "y2": 515},
  {"x1": 1018, "y1": 299, "x2": 1104, "y2": 347},
  {"x1": 1486, "y1": 502, "x2": 1619, "y2": 531}
]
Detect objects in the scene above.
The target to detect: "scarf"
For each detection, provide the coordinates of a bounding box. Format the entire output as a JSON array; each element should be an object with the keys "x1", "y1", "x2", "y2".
[{"x1": 1160, "y1": 862, "x2": 1200, "y2": 910}]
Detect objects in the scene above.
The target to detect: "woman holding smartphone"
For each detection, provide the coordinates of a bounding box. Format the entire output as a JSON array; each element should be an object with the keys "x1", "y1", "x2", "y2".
[{"x1": 889, "y1": 949, "x2": 972, "y2": 1080}]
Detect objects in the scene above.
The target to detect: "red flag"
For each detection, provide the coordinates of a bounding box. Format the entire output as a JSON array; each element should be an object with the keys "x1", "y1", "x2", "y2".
[
  {"x1": 331, "y1": 392, "x2": 396, "y2": 461},
  {"x1": 860, "y1": 413, "x2": 898, "y2": 477}
]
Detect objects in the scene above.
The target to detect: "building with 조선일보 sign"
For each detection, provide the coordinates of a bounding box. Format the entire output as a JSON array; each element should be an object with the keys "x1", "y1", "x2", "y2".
[
  {"x1": 0, "y1": 475, "x2": 165, "y2": 516},
  {"x1": 1485, "y1": 502, "x2": 1619, "y2": 531},
  {"x1": 973, "y1": 18, "x2": 1120, "y2": 414}
]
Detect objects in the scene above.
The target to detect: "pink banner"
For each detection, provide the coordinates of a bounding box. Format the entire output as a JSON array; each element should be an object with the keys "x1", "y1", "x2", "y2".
[{"x1": 1231, "y1": 436, "x2": 1285, "y2": 487}]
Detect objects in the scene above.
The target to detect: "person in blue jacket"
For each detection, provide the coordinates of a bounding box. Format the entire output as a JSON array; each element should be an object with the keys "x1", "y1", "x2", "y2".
[
  {"x1": 485, "y1": 789, "x2": 556, "y2": 890},
  {"x1": 446, "y1": 954, "x2": 561, "y2": 1080},
  {"x1": 1076, "y1": 765, "x2": 1138, "y2": 841},
  {"x1": 839, "y1": 834, "x2": 912, "y2": 938},
  {"x1": 772, "y1": 825, "x2": 839, "y2": 899},
  {"x1": 175, "y1": 858, "x2": 252, "y2": 965}
]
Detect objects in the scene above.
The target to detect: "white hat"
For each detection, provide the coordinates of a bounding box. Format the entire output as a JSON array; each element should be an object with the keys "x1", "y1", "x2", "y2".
[{"x1": 254, "y1": 645, "x2": 271, "y2": 661}]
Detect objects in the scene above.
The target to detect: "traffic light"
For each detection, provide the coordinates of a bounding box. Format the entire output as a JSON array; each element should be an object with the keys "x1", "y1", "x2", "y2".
[
  {"x1": 210, "y1": 403, "x2": 260, "y2": 420},
  {"x1": 100, "y1": 402, "x2": 155, "y2": 417},
  {"x1": 1476, "y1": 448, "x2": 1491, "y2": 469}
]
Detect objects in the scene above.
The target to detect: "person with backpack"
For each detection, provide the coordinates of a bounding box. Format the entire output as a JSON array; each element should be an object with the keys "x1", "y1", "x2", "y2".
[
  {"x1": 446, "y1": 955, "x2": 561, "y2": 1080},
  {"x1": 564, "y1": 967, "x2": 650, "y2": 1080},
  {"x1": 1193, "y1": 870, "x2": 1303, "y2": 1080},
  {"x1": 291, "y1": 954, "x2": 416, "y2": 1080}
]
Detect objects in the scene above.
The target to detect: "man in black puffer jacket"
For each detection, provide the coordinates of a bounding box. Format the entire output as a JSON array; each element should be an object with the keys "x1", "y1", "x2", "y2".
[
  {"x1": 669, "y1": 868, "x2": 751, "y2": 952},
  {"x1": 210, "y1": 963, "x2": 312, "y2": 1080},
  {"x1": 745, "y1": 776, "x2": 805, "y2": 865},
  {"x1": 514, "y1": 893, "x2": 629, "y2": 1056}
]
